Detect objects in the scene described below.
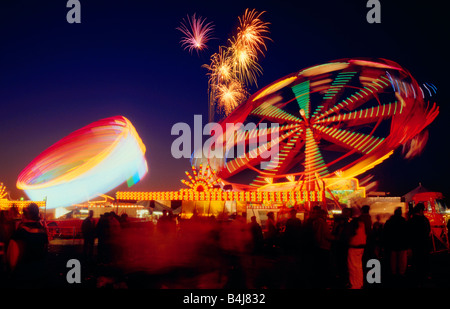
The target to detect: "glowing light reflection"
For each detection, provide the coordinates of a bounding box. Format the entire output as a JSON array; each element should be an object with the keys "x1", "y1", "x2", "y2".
[{"x1": 17, "y1": 116, "x2": 148, "y2": 208}]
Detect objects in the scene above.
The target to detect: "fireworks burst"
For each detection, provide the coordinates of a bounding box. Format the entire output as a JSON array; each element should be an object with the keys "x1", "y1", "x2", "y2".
[
  {"x1": 215, "y1": 80, "x2": 248, "y2": 115},
  {"x1": 229, "y1": 38, "x2": 263, "y2": 86},
  {"x1": 177, "y1": 13, "x2": 215, "y2": 54},
  {"x1": 228, "y1": 9, "x2": 269, "y2": 86},
  {"x1": 236, "y1": 9, "x2": 271, "y2": 56},
  {"x1": 203, "y1": 46, "x2": 233, "y2": 83},
  {"x1": 178, "y1": 9, "x2": 270, "y2": 120},
  {"x1": 209, "y1": 9, "x2": 270, "y2": 119}
]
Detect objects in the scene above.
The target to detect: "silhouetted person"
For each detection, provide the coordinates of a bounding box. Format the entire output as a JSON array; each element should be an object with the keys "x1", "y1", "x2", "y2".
[
  {"x1": 303, "y1": 206, "x2": 319, "y2": 249},
  {"x1": 408, "y1": 203, "x2": 432, "y2": 286},
  {"x1": 283, "y1": 208, "x2": 302, "y2": 255},
  {"x1": 359, "y1": 205, "x2": 372, "y2": 239},
  {"x1": 383, "y1": 207, "x2": 409, "y2": 283},
  {"x1": 157, "y1": 210, "x2": 171, "y2": 236},
  {"x1": 447, "y1": 218, "x2": 450, "y2": 236},
  {"x1": 0, "y1": 210, "x2": 14, "y2": 249},
  {"x1": 119, "y1": 213, "x2": 130, "y2": 229},
  {"x1": 332, "y1": 207, "x2": 352, "y2": 287},
  {"x1": 312, "y1": 208, "x2": 334, "y2": 288},
  {"x1": 347, "y1": 217, "x2": 366, "y2": 289},
  {"x1": 82, "y1": 210, "x2": 96, "y2": 261},
  {"x1": 107, "y1": 211, "x2": 121, "y2": 262},
  {"x1": 0, "y1": 210, "x2": 13, "y2": 274},
  {"x1": 249, "y1": 216, "x2": 264, "y2": 254},
  {"x1": 372, "y1": 214, "x2": 384, "y2": 259},
  {"x1": 359, "y1": 205, "x2": 373, "y2": 266},
  {"x1": 264, "y1": 212, "x2": 279, "y2": 255},
  {"x1": 6, "y1": 203, "x2": 48, "y2": 288},
  {"x1": 301, "y1": 206, "x2": 320, "y2": 284},
  {"x1": 167, "y1": 212, "x2": 177, "y2": 237},
  {"x1": 96, "y1": 213, "x2": 110, "y2": 263}
]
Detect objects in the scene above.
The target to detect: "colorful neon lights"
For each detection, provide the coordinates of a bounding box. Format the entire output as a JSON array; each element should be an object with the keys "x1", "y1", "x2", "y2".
[
  {"x1": 0, "y1": 183, "x2": 7, "y2": 199},
  {"x1": 116, "y1": 189, "x2": 323, "y2": 203},
  {"x1": 203, "y1": 58, "x2": 438, "y2": 190},
  {"x1": 0, "y1": 200, "x2": 46, "y2": 210},
  {"x1": 17, "y1": 116, "x2": 148, "y2": 209}
]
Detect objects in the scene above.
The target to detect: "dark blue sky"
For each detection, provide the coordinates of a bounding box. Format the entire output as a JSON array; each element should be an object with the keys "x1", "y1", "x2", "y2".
[{"x1": 0, "y1": 0, "x2": 448, "y2": 199}]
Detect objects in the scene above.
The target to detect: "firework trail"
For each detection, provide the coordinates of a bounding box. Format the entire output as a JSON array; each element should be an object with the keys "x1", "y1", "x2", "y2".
[{"x1": 177, "y1": 13, "x2": 215, "y2": 54}]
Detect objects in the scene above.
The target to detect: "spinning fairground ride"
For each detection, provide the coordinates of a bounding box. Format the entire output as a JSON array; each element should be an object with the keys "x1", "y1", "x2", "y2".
[{"x1": 118, "y1": 58, "x2": 439, "y2": 221}]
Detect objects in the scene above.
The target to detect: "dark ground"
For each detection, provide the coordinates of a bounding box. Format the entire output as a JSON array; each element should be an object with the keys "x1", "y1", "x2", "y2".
[{"x1": 2, "y1": 239, "x2": 450, "y2": 290}]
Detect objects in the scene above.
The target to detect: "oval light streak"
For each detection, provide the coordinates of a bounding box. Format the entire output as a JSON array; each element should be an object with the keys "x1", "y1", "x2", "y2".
[{"x1": 17, "y1": 116, "x2": 148, "y2": 208}]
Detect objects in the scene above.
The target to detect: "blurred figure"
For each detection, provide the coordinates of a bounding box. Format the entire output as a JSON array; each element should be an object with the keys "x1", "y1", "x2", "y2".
[
  {"x1": 347, "y1": 217, "x2": 366, "y2": 289},
  {"x1": 119, "y1": 213, "x2": 130, "y2": 229},
  {"x1": 283, "y1": 208, "x2": 302, "y2": 255},
  {"x1": 280, "y1": 208, "x2": 303, "y2": 288},
  {"x1": 222, "y1": 214, "x2": 251, "y2": 288},
  {"x1": 107, "y1": 212, "x2": 121, "y2": 263},
  {"x1": 167, "y1": 211, "x2": 177, "y2": 237},
  {"x1": 447, "y1": 218, "x2": 450, "y2": 237},
  {"x1": 301, "y1": 206, "x2": 320, "y2": 284},
  {"x1": 359, "y1": 205, "x2": 372, "y2": 239},
  {"x1": 0, "y1": 210, "x2": 13, "y2": 273},
  {"x1": 248, "y1": 216, "x2": 264, "y2": 255},
  {"x1": 332, "y1": 207, "x2": 352, "y2": 288},
  {"x1": 0, "y1": 210, "x2": 14, "y2": 248},
  {"x1": 408, "y1": 203, "x2": 432, "y2": 286},
  {"x1": 359, "y1": 205, "x2": 373, "y2": 265},
  {"x1": 6, "y1": 203, "x2": 48, "y2": 288},
  {"x1": 264, "y1": 212, "x2": 279, "y2": 255},
  {"x1": 82, "y1": 210, "x2": 96, "y2": 261},
  {"x1": 96, "y1": 213, "x2": 110, "y2": 263},
  {"x1": 383, "y1": 207, "x2": 409, "y2": 283},
  {"x1": 312, "y1": 208, "x2": 334, "y2": 288},
  {"x1": 157, "y1": 210, "x2": 170, "y2": 236},
  {"x1": 372, "y1": 214, "x2": 384, "y2": 260}
]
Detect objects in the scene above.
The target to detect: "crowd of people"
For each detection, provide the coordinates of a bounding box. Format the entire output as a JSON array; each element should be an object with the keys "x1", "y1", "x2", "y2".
[
  {"x1": 292, "y1": 203, "x2": 434, "y2": 289},
  {"x1": 0, "y1": 202, "x2": 436, "y2": 289}
]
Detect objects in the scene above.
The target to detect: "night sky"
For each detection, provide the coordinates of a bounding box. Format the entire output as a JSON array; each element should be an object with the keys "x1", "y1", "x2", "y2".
[{"x1": 0, "y1": 0, "x2": 448, "y2": 200}]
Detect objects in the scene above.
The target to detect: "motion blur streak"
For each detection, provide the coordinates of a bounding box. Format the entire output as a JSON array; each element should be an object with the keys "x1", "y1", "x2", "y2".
[
  {"x1": 16, "y1": 116, "x2": 148, "y2": 208},
  {"x1": 107, "y1": 215, "x2": 252, "y2": 289}
]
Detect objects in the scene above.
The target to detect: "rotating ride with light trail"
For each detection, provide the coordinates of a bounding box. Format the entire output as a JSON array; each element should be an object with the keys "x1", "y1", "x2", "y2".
[
  {"x1": 205, "y1": 58, "x2": 439, "y2": 200},
  {"x1": 117, "y1": 57, "x2": 439, "y2": 211}
]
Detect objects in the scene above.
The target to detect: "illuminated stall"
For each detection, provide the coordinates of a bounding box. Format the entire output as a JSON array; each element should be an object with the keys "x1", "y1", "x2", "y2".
[
  {"x1": 0, "y1": 199, "x2": 46, "y2": 212},
  {"x1": 413, "y1": 192, "x2": 449, "y2": 252},
  {"x1": 49, "y1": 193, "x2": 149, "y2": 220},
  {"x1": 0, "y1": 183, "x2": 46, "y2": 213},
  {"x1": 116, "y1": 164, "x2": 365, "y2": 223}
]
